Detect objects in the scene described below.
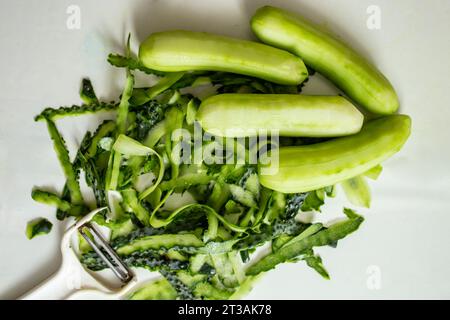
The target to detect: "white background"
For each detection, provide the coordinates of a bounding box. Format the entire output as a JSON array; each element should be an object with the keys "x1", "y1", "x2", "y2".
[{"x1": 0, "y1": 0, "x2": 449, "y2": 299}]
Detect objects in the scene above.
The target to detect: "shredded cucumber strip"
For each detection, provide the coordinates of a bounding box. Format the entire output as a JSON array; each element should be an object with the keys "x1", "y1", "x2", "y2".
[
  {"x1": 128, "y1": 278, "x2": 177, "y2": 300},
  {"x1": 121, "y1": 189, "x2": 150, "y2": 226},
  {"x1": 112, "y1": 134, "x2": 165, "y2": 200},
  {"x1": 116, "y1": 71, "x2": 135, "y2": 134},
  {"x1": 144, "y1": 120, "x2": 167, "y2": 148},
  {"x1": 117, "y1": 233, "x2": 204, "y2": 255},
  {"x1": 45, "y1": 119, "x2": 84, "y2": 205},
  {"x1": 35, "y1": 102, "x2": 118, "y2": 122},
  {"x1": 282, "y1": 223, "x2": 323, "y2": 247},
  {"x1": 86, "y1": 121, "x2": 116, "y2": 159},
  {"x1": 106, "y1": 151, "x2": 122, "y2": 191},
  {"x1": 157, "y1": 173, "x2": 214, "y2": 191},
  {"x1": 31, "y1": 189, "x2": 71, "y2": 211},
  {"x1": 149, "y1": 203, "x2": 247, "y2": 233},
  {"x1": 246, "y1": 209, "x2": 364, "y2": 275},
  {"x1": 204, "y1": 211, "x2": 219, "y2": 242},
  {"x1": 341, "y1": 175, "x2": 371, "y2": 208},
  {"x1": 364, "y1": 164, "x2": 383, "y2": 180},
  {"x1": 131, "y1": 72, "x2": 185, "y2": 105}
]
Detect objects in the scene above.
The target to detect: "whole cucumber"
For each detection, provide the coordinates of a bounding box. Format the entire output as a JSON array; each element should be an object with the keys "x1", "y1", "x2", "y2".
[
  {"x1": 259, "y1": 115, "x2": 411, "y2": 193},
  {"x1": 251, "y1": 6, "x2": 399, "y2": 115},
  {"x1": 196, "y1": 94, "x2": 363, "y2": 137},
  {"x1": 139, "y1": 30, "x2": 308, "y2": 85}
]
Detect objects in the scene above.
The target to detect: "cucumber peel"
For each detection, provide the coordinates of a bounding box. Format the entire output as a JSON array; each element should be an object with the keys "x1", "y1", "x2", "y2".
[
  {"x1": 117, "y1": 234, "x2": 204, "y2": 255},
  {"x1": 341, "y1": 175, "x2": 371, "y2": 208},
  {"x1": 246, "y1": 209, "x2": 364, "y2": 275}
]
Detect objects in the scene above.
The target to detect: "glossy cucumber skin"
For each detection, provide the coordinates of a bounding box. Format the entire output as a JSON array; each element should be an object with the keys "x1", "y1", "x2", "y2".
[
  {"x1": 139, "y1": 30, "x2": 308, "y2": 85},
  {"x1": 251, "y1": 6, "x2": 399, "y2": 115},
  {"x1": 259, "y1": 115, "x2": 411, "y2": 193},
  {"x1": 196, "y1": 94, "x2": 363, "y2": 137}
]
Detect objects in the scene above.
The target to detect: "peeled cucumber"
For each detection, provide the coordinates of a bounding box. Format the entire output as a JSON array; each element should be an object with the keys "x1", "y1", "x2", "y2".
[
  {"x1": 251, "y1": 6, "x2": 399, "y2": 115},
  {"x1": 139, "y1": 30, "x2": 308, "y2": 85},
  {"x1": 196, "y1": 94, "x2": 363, "y2": 137},
  {"x1": 259, "y1": 115, "x2": 411, "y2": 193}
]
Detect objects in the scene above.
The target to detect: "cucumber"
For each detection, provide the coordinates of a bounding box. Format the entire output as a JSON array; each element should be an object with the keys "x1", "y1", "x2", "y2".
[
  {"x1": 139, "y1": 30, "x2": 308, "y2": 85},
  {"x1": 196, "y1": 94, "x2": 363, "y2": 137},
  {"x1": 259, "y1": 115, "x2": 411, "y2": 193},
  {"x1": 251, "y1": 6, "x2": 399, "y2": 115}
]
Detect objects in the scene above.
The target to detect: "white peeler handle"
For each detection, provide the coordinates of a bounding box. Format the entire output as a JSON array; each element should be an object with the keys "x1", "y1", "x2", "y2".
[
  {"x1": 20, "y1": 264, "x2": 77, "y2": 300},
  {"x1": 20, "y1": 208, "x2": 140, "y2": 300}
]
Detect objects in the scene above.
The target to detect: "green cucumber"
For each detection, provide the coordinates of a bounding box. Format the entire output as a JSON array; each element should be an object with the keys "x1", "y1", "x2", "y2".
[
  {"x1": 139, "y1": 30, "x2": 308, "y2": 85},
  {"x1": 251, "y1": 6, "x2": 399, "y2": 115},
  {"x1": 259, "y1": 115, "x2": 411, "y2": 193},
  {"x1": 197, "y1": 94, "x2": 363, "y2": 137}
]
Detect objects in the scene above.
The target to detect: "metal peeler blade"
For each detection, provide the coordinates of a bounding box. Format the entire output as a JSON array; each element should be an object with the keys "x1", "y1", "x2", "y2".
[
  {"x1": 21, "y1": 207, "x2": 139, "y2": 300},
  {"x1": 78, "y1": 221, "x2": 133, "y2": 283}
]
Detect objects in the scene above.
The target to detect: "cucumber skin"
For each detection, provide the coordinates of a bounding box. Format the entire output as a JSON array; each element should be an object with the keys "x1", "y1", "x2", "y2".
[
  {"x1": 117, "y1": 234, "x2": 203, "y2": 255},
  {"x1": 259, "y1": 115, "x2": 411, "y2": 193},
  {"x1": 251, "y1": 6, "x2": 399, "y2": 115},
  {"x1": 196, "y1": 94, "x2": 363, "y2": 137},
  {"x1": 139, "y1": 30, "x2": 308, "y2": 85}
]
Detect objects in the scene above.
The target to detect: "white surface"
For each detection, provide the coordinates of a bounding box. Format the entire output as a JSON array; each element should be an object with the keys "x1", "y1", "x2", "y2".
[{"x1": 0, "y1": 0, "x2": 449, "y2": 299}]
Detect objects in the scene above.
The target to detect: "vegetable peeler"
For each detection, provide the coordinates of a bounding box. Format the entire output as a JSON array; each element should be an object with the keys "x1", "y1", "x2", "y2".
[{"x1": 21, "y1": 208, "x2": 139, "y2": 300}]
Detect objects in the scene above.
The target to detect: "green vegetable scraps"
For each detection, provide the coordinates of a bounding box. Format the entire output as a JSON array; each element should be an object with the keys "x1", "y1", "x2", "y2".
[
  {"x1": 26, "y1": 218, "x2": 53, "y2": 240},
  {"x1": 28, "y1": 5, "x2": 410, "y2": 300}
]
